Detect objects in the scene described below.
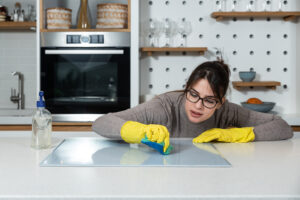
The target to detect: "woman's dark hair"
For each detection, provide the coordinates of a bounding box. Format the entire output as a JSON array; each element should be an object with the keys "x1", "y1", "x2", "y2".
[{"x1": 184, "y1": 60, "x2": 230, "y2": 103}]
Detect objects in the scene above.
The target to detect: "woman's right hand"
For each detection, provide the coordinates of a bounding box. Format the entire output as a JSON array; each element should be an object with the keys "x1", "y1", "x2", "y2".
[{"x1": 120, "y1": 121, "x2": 170, "y2": 153}]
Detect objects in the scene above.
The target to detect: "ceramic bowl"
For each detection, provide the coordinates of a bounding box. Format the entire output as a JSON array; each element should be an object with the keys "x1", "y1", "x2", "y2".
[
  {"x1": 239, "y1": 71, "x2": 256, "y2": 82},
  {"x1": 241, "y1": 102, "x2": 275, "y2": 113}
]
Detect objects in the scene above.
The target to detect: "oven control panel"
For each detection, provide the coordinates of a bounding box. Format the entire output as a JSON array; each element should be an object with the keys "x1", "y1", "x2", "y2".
[{"x1": 66, "y1": 35, "x2": 104, "y2": 44}]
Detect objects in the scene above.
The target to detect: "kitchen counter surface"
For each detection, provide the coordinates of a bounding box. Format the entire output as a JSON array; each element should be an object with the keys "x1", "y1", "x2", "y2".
[{"x1": 0, "y1": 131, "x2": 299, "y2": 199}]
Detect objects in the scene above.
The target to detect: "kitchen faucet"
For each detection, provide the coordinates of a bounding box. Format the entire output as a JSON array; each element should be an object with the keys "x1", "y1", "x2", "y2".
[{"x1": 10, "y1": 71, "x2": 24, "y2": 109}]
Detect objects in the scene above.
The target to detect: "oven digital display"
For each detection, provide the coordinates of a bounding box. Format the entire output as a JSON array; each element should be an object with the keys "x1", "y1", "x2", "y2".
[
  {"x1": 66, "y1": 35, "x2": 80, "y2": 44},
  {"x1": 66, "y1": 35, "x2": 104, "y2": 44}
]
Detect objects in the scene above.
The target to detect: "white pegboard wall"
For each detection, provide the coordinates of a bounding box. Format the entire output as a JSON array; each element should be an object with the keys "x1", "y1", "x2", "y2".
[{"x1": 139, "y1": 0, "x2": 300, "y2": 114}]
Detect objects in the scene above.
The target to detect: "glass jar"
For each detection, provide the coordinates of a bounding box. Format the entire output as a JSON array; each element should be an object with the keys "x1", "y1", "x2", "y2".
[
  {"x1": 247, "y1": 0, "x2": 258, "y2": 11},
  {"x1": 77, "y1": 0, "x2": 91, "y2": 29},
  {"x1": 263, "y1": 0, "x2": 272, "y2": 11}
]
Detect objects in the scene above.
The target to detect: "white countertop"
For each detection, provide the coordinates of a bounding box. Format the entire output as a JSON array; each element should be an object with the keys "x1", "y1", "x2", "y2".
[{"x1": 0, "y1": 131, "x2": 299, "y2": 199}]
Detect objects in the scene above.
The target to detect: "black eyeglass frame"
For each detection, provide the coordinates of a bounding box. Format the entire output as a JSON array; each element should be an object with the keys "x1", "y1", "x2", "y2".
[{"x1": 185, "y1": 89, "x2": 219, "y2": 109}]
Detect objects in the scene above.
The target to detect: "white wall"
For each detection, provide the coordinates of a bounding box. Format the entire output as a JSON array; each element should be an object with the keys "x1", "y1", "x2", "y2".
[
  {"x1": 130, "y1": 0, "x2": 139, "y2": 107},
  {"x1": 0, "y1": 0, "x2": 37, "y2": 109},
  {"x1": 0, "y1": 32, "x2": 37, "y2": 109},
  {"x1": 296, "y1": 1, "x2": 300, "y2": 114}
]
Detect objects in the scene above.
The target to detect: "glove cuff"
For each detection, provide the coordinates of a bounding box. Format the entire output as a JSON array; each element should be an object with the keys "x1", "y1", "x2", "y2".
[
  {"x1": 244, "y1": 127, "x2": 255, "y2": 142},
  {"x1": 228, "y1": 127, "x2": 255, "y2": 142},
  {"x1": 120, "y1": 121, "x2": 146, "y2": 143}
]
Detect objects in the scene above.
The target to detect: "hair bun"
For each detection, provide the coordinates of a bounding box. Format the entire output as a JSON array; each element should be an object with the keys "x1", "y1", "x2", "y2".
[{"x1": 215, "y1": 59, "x2": 230, "y2": 77}]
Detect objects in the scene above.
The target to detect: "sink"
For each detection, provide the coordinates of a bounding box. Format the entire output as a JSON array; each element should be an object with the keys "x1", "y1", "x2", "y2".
[{"x1": 0, "y1": 109, "x2": 35, "y2": 116}]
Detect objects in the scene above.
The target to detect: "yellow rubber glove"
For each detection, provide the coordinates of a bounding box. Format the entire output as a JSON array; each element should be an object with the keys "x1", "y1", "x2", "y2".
[
  {"x1": 120, "y1": 121, "x2": 170, "y2": 153},
  {"x1": 193, "y1": 127, "x2": 255, "y2": 143}
]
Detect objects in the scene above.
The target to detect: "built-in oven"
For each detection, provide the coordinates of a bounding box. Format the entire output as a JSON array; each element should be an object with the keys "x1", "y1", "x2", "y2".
[{"x1": 40, "y1": 32, "x2": 130, "y2": 122}]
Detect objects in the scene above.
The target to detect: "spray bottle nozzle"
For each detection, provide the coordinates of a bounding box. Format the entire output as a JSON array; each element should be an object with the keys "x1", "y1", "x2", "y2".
[{"x1": 37, "y1": 91, "x2": 45, "y2": 108}]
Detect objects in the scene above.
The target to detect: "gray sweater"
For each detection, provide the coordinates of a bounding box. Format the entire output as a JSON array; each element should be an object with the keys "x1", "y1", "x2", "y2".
[{"x1": 92, "y1": 91, "x2": 293, "y2": 141}]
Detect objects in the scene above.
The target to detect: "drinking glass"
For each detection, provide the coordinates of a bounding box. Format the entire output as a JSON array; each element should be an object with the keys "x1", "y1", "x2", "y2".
[
  {"x1": 177, "y1": 19, "x2": 192, "y2": 47},
  {"x1": 141, "y1": 19, "x2": 162, "y2": 47},
  {"x1": 215, "y1": 0, "x2": 227, "y2": 11},
  {"x1": 263, "y1": 0, "x2": 272, "y2": 11},
  {"x1": 247, "y1": 0, "x2": 257, "y2": 11},
  {"x1": 231, "y1": 0, "x2": 238, "y2": 11},
  {"x1": 153, "y1": 20, "x2": 163, "y2": 47},
  {"x1": 140, "y1": 20, "x2": 150, "y2": 47},
  {"x1": 278, "y1": 0, "x2": 286, "y2": 11},
  {"x1": 162, "y1": 18, "x2": 176, "y2": 47},
  {"x1": 148, "y1": 19, "x2": 157, "y2": 47},
  {"x1": 215, "y1": 0, "x2": 221, "y2": 11},
  {"x1": 27, "y1": 5, "x2": 33, "y2": 21}
]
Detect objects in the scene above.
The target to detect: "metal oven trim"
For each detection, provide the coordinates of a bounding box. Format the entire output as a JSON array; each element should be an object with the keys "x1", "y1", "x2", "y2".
[
  {"x1": 52, "y1": 114, "x2": 103, "y2": 122},
  {"x1": 41, "y1": 32, "x2": 130, "y2": 47}
]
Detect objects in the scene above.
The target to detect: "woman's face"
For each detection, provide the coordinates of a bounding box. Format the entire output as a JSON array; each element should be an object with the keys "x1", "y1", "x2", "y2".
[{"x1": 184, "y1": 79, "x2": 222, "y2": 123}]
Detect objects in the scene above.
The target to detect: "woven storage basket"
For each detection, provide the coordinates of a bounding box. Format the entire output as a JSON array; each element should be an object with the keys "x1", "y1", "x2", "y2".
[
  {"x1": 46, "y1": 7, "x2": 72, "y2": 29},
  {"x1": 96, "y1": 3, "x2": 128, "y2": 28}
]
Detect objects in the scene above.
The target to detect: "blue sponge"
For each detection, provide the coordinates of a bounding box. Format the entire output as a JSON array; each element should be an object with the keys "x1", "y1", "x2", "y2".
[{"x1": 141, "y1": 136, "x2": 173, "y2": 155}]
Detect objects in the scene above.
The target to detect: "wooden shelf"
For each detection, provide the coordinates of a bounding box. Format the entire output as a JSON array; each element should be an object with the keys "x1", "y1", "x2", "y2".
[
  {"x1": 232, "y1": 81, "x2": 281, "y2": 90},
  {"x1": 0, "y1": 22, "x2": 36, "y2": 31},
  {"x1": 141, "y1": 47, "x2": 208, "y2": 56},
  {"x1": 40, "y1": 28, "x2": 130, "y2": 32},
  {"x1": 211, "y1": 11, "x2": 300, "y2": 21}
]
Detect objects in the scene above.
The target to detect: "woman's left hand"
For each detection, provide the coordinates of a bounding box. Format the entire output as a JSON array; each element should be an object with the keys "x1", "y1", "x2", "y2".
[{"x1": 193, "y1": 127, "x2": 255, "y2": 143}]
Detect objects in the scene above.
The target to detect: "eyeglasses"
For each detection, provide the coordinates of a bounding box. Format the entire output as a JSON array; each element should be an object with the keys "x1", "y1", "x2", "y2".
[{"x1": 186, "y1": 89, "x2": 219, "y2": 109}]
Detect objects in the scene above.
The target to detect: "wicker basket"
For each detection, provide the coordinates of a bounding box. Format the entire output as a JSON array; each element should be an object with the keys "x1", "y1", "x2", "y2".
[
  {"x1": 46, "y1": 7, "x2": 72, "y2": 29},
  {"x1": 96, "y1": 3, "x2": 128, "y2": 29}
]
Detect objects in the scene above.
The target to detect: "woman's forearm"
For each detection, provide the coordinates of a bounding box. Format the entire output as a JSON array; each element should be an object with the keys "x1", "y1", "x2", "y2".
[
  {"x1": 92, "y1": 113, "x2": 126, "y2": 139},
  {"x1": 253, "y1": 117, "x2": 293, "y2": 141}
]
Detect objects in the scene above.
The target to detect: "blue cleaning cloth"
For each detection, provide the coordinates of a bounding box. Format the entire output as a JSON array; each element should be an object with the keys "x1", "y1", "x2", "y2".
[{"x1": 141, "y1": 136, "x2": 173, "y2": 155}]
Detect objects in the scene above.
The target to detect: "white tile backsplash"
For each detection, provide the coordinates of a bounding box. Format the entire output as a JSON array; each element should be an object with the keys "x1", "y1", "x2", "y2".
[{"x1": 0, "y1": 32, "x2": 37, "y2": 109}]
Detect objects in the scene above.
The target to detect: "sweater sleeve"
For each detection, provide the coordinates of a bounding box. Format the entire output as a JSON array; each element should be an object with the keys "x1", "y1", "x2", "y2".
[
  {"x1": 218, "y1": 101, "x2": 293, "y2": 141},
  {"x1": 92, "y1": 95, "x2": 172, "y2": 139}
]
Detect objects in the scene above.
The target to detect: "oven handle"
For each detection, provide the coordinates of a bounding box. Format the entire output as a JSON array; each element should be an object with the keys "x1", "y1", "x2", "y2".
[{"x1": 45, "y1": 49, "x2": 124, "y2": 55}]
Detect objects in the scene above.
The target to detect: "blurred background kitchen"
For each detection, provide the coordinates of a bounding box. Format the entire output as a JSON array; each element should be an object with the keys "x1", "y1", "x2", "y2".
[{"x1": 0, "y1": 0, "x2": 300, "y2": 127}]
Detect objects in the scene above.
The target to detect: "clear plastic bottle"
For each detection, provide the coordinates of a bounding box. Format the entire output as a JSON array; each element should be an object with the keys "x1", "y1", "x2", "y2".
[{"x1": 31, "y1": 91, "x2": 52, "y2": 149}]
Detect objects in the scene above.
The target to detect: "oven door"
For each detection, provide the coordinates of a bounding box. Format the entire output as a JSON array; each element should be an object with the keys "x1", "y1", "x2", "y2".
[{"x1": 41, "y1": 47, "x2": 130, "y2": 115}]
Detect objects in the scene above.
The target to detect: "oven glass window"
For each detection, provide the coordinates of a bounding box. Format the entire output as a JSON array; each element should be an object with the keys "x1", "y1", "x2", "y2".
[
  {"x1": 55, "y1": 59, "x2": 118, "y2": 100},
  {"x1": 41, "y1": 48, "x2": 130, "y2": 114}
]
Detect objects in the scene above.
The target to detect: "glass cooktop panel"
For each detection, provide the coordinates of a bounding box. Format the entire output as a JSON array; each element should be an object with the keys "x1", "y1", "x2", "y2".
[{"x1": 40, "y1": 138, "x2": 231, "y2": 167}]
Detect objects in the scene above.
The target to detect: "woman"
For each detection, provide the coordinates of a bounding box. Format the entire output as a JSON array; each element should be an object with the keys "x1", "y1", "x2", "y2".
[{"x1": 92, "y1": 61, "x2": 293, "y2": 153}]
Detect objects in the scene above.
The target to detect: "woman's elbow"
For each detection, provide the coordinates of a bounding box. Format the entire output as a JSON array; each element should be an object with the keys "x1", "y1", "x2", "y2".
[
  {"x1": 277, "y1": 119, "x2": 294, "y2": 140},
  {"x1": 283, "y1": 126, "x2": 294, "y2": 140},
  {"x1": 92, "y1": 117, "x2": 105, "y2": 136}
]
